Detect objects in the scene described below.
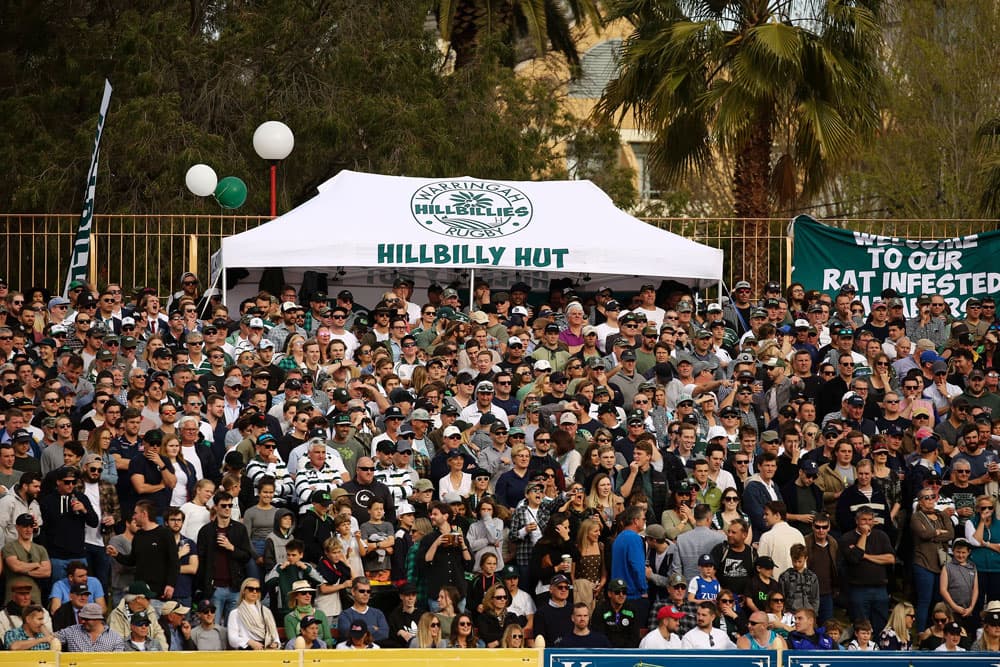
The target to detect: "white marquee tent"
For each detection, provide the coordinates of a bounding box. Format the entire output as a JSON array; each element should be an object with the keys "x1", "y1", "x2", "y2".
[{"x1": 215, "y1": 170, "x2": 723, "y2": 305}]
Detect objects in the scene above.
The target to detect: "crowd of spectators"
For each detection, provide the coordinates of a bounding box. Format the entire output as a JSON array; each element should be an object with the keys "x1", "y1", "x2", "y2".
[{"x1": 1, "y1": 273, "x2": 1000, "y2": 652}]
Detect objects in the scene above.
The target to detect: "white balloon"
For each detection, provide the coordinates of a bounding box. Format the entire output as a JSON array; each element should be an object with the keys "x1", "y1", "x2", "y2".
[
  {"x1": 253, "y1": 121, "x2": 295, "y2": 160},
  {"x1": 185, "y1": 164, "x2": 218, "y2": 197}
]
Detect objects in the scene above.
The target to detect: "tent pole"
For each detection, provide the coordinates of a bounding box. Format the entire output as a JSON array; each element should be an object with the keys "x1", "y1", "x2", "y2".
[
  {"x1": 468, "y1": 268, "x2": 475, "y2": 313},
  {"x1": 221, "y1": 259, "x2": 228, "y2": 307}
]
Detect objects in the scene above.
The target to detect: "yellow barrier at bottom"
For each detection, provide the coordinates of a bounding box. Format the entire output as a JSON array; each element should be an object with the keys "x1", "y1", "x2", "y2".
[
  {"x1": 57, "y1": 650, "x2": 296, "y2": 667},
  {"x1": 306, "y1": 648, "x2": 538, "y2": 667},
  {"x1": 0, "y1": 651, "x2": 56, "y2": 666},
  {"x1": 7, "y1": 648, "x2": 540, "y2": 667}
]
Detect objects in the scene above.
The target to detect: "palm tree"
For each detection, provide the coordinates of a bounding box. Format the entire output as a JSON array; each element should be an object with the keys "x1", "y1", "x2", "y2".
[
  {"x1": 596, "y1": 0, "x2": 888, "y2": 289},
  {"x1": 436, "y1": 0, "x2": 602, "y2": 70}
]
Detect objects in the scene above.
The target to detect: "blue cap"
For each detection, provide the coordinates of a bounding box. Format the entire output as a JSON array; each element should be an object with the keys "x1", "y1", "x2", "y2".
[
  {"x1": 799, "y1": 459, "x2": 819, "y2": 475},
  {"x1": 920, "y1": 350, "x2": 941, "y2": 364}
]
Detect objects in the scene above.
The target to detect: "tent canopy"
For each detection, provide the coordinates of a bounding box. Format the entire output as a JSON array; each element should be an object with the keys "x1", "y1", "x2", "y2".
[{"x1": 217, "y1": 170, "x2": 723, "y2": 302}]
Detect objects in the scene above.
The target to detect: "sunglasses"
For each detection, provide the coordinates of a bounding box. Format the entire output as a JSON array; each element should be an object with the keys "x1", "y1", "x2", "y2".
[
  {"x1": 245, "y1": 586, "x2": 260, "y2": 592},
  {"x1": 357, "y1": 466, "x2": 375, "y2": 472}
]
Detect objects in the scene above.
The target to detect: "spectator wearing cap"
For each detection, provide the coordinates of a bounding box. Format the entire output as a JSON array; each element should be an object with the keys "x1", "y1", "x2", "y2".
[
  {"x1": 194, "y1": 491, "x2": 252, "y2": 622},
  {"x1": 39, "y1": 465, "x2": 98, "y2": 583},
  {"x1": 958, "y1": 367, "x2": 1000, "y2": 419},
  {"x1": 907, "y1": 295, "x2": 948, "y2": 351},
  {"x1": 190, "y1": 598, "x2": 228, "y2": 649},
  {"x1": 641, "y1": 603, "x2": 685, "y2": 648},
  {"x1": 159, "y1": 599, "x2": 196, "y2": 650},
  {"x1": 293, "y1": 490, "x2": 336, "y2": 565},
  {"x1": 477, "y1": 420, "x2": 513, "y2": 483},
  {"x1": 56, "y1": 601, "x2": 126, "y2": 652},
  {"x1": 590, "y1": 578, "x2": 641, "y2": 647},
  {"x1": 245, "y1": 433, "x2": 293, "y2": 509},
  {"x1": 3, "y1": 508, "x2": 49, "y2": 601},
  {"x1": 533, "y1": 321, "x2": 571, "y2": 372},
  {"x1": 779, "y1": 458, "x2": 824, "y2": 535},
  {"x1": 610, "y1": 348, "x2": 645, "y2": 409},
  {"x1": 459, "y1": 380, "x2": 510, "y2": 430},
  {"x1": 971, "y1": 601, "x2": 1000, "y2": 650},
  {"x1": 267, "y1": 301, "x2": 307, "y2": 353},
  {"x1": 106, "y1": 581, "x2": 168, "y2": 646}
]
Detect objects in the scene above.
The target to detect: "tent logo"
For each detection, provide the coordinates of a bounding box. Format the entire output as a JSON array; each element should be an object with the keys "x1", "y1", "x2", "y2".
[{"x1": 410, "y1": 180, "x2": 533, "y2": 238}]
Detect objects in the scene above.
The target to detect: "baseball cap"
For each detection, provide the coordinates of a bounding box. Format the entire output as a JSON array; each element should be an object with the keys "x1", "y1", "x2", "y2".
[
  {"x1": 349, "y1": 619, "x2": 369, "y2": 638},
  {"x1": 920, "y1": 350, "x2": 942, "y2": 365},
  {"x1": 501, "y1": 565, "x2": 519, "y2": 579},
  {"x1": 698, "y1": 554, "x2": 714, "y2": 567},
  {"x1": 620, "y1": 349, "x2": 636, "y2": 362},
  {"x1": 15, "y1": 513, "x2": 35, "y2": 527},
  {"x1": 760, "y1": 430, "x2": 779, "y2": 443},
  {"x1": 668, "y1": 573, "x2": 687, "y2": 587},
  {"x1": 550, "y1": 574, "x2": 571, "y2": 586},
  {"x1": 756, "y1": 556, "x2": 776, "y2": 569},
  {"x1": 162, "y1": 601, "x2": 191, "y2": 616},
  {"x1": 799, "y1": 459, "x2": 819, "y2": 475},
  {"x1": 70, "y1": 583, "x2": 90, "y2": 596},
  {"x1": 533, "y1": 359, "x2": 552, "y2": 372},
  {"x1": 311, "y1": 489, "x2": 333, "y2": 505},
  {"x1": 607, "y1": 579, "x2": 628, "y2": 593},
  {"x1": 734, "y1": 280, "x2": 751, "y2": 291},
  {"x1": 657, "y1": 605, "x2": 686, "y2": 620}
]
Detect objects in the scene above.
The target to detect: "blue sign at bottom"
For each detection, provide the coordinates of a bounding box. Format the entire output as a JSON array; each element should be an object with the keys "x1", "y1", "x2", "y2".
[
  {"x1": 547, "y1": 649, "x2": 776, "y2": 667},
  {"x1": 787, "y1": 652, "x2": 1000, "y2": 667}
]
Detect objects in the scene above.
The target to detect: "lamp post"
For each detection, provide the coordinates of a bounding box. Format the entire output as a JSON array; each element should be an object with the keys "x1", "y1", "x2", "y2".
[{"x1": 252, "y1": 121, "x2": 295, "y2": 218}]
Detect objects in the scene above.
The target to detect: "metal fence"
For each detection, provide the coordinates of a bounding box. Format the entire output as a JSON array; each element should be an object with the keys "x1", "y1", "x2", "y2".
[{"x1": 1, "y1": 214, "x2": 996, "y2": 296}]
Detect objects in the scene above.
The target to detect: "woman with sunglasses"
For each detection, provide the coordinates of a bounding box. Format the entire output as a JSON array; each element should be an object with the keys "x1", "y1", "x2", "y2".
[
  {"x1": 966, "y1": 495, "x2": 1000, "y2": 612},
  {"x1": 915, "y1": 602, "x2": 957, "y2": 650},
  {"x1": 447, "y1": 611, "x2": 483, "y2": 648},
  {"x1": 500, "y1": 622, "x2": 525, "y2": 647},
  {"x1": 878, "y1": 601, "x2": 914, "y2": 650},
  {"x1": 411, "y1": 611, "x2": 447, "y2": 648},
  {"x1": 477, "y1": 583, "x2": 519, "y2": 647},
  {"x1": 711, "y1": 487, "x2": 752, "y2": 541},
  {"x1": 971, "y1": 602, "x2": 1000, "y2": 650},
  {"x1": 228, "y1": 577, "x2": 280, "y2": 650}
]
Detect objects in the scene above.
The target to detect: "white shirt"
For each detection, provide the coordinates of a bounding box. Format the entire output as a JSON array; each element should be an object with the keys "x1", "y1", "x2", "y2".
[
  {"x1": 681, "y1": 626, "x2": 735, "y2": 649},
  {"x1": 507, "y1": 588, "x2": 536, "y2": 620},
  {"x1": 640, "y1": 628, "x2": 683, "y2": 649},
  {"x1": 82, "y1": 481, "x2": 103, "y2": 547},
  {"x1": 180, "y1": 502, "x2": 211, "y2": 541},
  {"x1": 710, "y1": 469, "x2": 737, "y2": 494},
  {"x1": 637, "y1": 306, "x2": 666, "y2": 329},
  {"x1": 459, "y1": 403, "x2": 510, "y2": 428},
  {"x1": 330, "y1": 331, "x2": 360, "y2": 358},
  {"x1": 181, "y1": 445, "x2": 204, "y2": 480},
  {"x1": 171, "y1": 464, "x2": 189, "y2": 506}
]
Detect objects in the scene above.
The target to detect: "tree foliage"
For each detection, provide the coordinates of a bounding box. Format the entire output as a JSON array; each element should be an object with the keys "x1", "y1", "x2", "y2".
[
  {"x1": 836, "y1": 0, "x2": 1000, "y2": 219},
  {"x1": 596, "y1": 0, "x2": 888, "y2": 221},
  {"x1": 0, "y1": 0, "x2": 592, "y2": 215}
]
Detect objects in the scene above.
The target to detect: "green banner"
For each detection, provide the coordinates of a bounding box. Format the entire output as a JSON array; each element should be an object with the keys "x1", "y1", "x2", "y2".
[
  {"x1": 791, "y1": 215, "x2": 1000, "y2": 314},
  {"x1": 63, "y1": 79, "x2": 112, "y2": 297}
]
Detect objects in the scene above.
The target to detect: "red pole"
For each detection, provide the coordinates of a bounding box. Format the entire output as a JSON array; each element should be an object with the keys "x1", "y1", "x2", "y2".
[{"x1": 269, "y1": 162, "x2": 278, "y2": 218}]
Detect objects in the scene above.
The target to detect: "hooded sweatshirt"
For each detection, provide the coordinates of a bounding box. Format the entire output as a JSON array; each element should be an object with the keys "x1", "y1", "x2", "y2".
[{"x1": 262, "y1": 508, "x2": 296, "y2": 573}]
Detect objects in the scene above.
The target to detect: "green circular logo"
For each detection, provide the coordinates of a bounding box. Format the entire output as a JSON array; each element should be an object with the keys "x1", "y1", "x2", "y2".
[{"x1": 410, "y1": 180, "x2": 533, "y2": 239}]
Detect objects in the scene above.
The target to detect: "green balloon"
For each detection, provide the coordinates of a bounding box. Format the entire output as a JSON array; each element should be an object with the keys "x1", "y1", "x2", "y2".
[{"x1": 214, "y1": 176, "x2": 248, "y2": 209}]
